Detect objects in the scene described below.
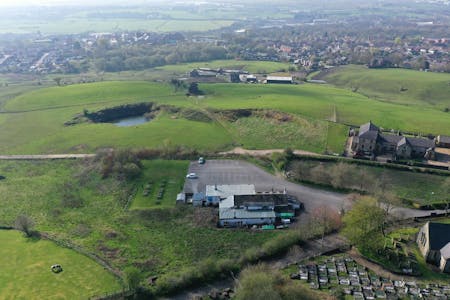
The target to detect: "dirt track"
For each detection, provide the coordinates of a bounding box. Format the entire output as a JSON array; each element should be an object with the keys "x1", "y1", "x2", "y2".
[
  {"x1": 0, "y1": 154, "x2": 96, "y2": 160},
  {"x1": 219, "y1": 147, "x2": 319, "y2": 157}
]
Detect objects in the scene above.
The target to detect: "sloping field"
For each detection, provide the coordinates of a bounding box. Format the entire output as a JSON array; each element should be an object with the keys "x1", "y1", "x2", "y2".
[
  {"x1": 0, "y1": 230, "x2": 121, "y2": 300},
  {"x1": 320, "y1": 65, "x2": 450, "y2": 109},
  {"x1": 1, "y1": 80, "x2": 450, "y2": 154}
]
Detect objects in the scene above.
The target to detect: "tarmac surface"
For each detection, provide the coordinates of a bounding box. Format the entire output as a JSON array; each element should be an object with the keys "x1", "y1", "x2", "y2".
[{"x1": 183, "y1": 159, "x2": 350, "y2": 212}]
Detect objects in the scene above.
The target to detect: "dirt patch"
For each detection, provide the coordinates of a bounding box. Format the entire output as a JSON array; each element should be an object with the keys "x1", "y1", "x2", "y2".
[
  {"x1": 213, "y1": 109, "x2": 293, "y2": 123},
  {"x1": 214, "y1": 109, "x2": 253, "y2": 122},
  {"x1": 133, "y1": 258, "x2": 161, "y2": 273},
  {"x1": 256, "y1": 110, "x2": 293, "y2": 123},
  {"x1": 347, "y1": 248, "x2": 418, "y2": 281},
  {"x1": 97, "y1": 243, "x2": 121, "y2": 260},
  {"x1": 180, "y1": 109, "x2": 213, "y2": 122}
]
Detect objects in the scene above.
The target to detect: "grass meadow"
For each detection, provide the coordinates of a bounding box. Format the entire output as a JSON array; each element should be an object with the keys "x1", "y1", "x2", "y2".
[
  {"x1": 321, "y1": 65, "x2": 450, "y2": 109},
  {"x1": 0, "y1": 159, "x2": 279, "y2": 296},
  {"x1": 1, "y1": 78, "x2": 450, "y2": 154},
  {"x1": 0, "y1": 230, "x2": 121, "y2": 299},
  {"x1": 130, "y1": 160, "x2": 189, "y2": 209}
]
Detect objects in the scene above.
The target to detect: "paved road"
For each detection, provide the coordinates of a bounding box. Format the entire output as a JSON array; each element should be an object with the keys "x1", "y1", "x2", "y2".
[
  {"x1": 0, "y1": 154, "x2": 96, "y2": 160},
  {"x1": 183, "y1": 159, "x2": 350, "y2": 212}
]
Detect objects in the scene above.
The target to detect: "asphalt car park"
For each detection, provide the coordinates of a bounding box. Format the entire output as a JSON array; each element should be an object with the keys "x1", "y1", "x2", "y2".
[{"x1": 183, "y1": 159, "x2": 349, "y2": 212}]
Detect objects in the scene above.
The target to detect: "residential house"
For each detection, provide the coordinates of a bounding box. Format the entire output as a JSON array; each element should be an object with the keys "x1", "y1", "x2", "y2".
[
  {"x1": 417, "y1": 222, "x2": 450, "y2": 273},
  {"x1": 352, "y1": 121, "x2": 435, "y2": 159}
]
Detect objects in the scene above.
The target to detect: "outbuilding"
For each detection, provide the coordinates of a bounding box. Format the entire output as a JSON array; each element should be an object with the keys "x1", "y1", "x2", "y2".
[{"x1": 265, "y1": 76, "x2": 293, "y2": 84}]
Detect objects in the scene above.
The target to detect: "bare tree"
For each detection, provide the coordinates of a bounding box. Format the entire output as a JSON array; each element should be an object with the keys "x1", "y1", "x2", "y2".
[
  {"x1": 53, "y1": 77, "x2": 62, "y2": 86},
  {"x1": 311, "y1": 204, "x2": 342, "y2": 250},
  {"x1": 14, "y1": 215, "x2": 35, "y2": 237}
]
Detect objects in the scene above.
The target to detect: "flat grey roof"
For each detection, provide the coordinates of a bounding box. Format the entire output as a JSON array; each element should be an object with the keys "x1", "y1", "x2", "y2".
[{"x1": 219, "y1": 208, "x2": 276, "y2": 220}]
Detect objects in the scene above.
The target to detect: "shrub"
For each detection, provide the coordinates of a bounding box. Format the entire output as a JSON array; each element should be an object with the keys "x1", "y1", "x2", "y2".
[
  {"x1": 14, "y1": 215, "x2": 35, "y2": 238},
  {"x1": 124, "y1": 266, "x2": 142, "y2": 291}
]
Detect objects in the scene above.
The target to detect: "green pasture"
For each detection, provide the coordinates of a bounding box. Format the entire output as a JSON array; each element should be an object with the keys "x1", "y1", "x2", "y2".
[
  {"x1": 321, "y1": 65, "x2": 450, "y2": 109},
  {"x1": 1, "y1": 79, "x2": 450, "y2": 154},
  {"x1": 130, "y1": 160, "x2": 189, "y2": 209},
  {"x1": 0, "y1": 230, "x2": 121, "y2": 300},
  {"x1": 0, "y1": 159, "x2": 278, "y2": 280},
  {"x1": 325, "y1": 122, "x2": 349, "y2": 154},
  {"x1": 226, "y1": 116, "x2": 327, "y2": 152},
  {"x1": 158, "y1": 59, "x2": 292, "y2": 74}
]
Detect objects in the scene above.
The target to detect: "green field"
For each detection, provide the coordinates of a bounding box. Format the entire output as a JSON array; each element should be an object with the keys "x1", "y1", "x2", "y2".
[
  {"x1": 0, "y1": 230, "x2": 121, "y2": 299},
  {"x1": 320, "y1": 65, "x2": 450, "y2": 109},
  {"x1": 0, "y1": 18, "x2": 233, "y2": 35},
  {"x1": 2, "y1": 78, "x2": 450, "y2": 154},
  {"x1": 130, "y1": 160, "x2": 189, "y2": 209},
  {"x1": 158, "y1": 59, "x2": 292, "y2": 74},
  {"x1": 0, "y1": 159, "x2": 278, "y2": 292}
]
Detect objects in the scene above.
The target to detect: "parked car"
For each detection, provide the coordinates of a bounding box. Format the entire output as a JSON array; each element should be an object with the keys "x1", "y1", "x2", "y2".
[
  {"x1": 186, "y1": 173, "x2": 198, "y2": 179},
  {"x1": 198, "y1": 157, "x2": 205, "y2": 164}
]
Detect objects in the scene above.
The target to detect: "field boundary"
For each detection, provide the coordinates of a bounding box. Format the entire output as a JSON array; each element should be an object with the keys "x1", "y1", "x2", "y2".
[
  {"x1": 0, "y1": 154, "x2": 96, "y2": 160},
  {"x1": 40, "y1": 233, "x2": 125, "y2": 287}
]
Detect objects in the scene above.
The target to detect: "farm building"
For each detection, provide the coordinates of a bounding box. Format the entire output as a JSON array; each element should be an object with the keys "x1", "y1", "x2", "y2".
[
  {"x1": 176, "y1": 193, "x2": 186, "y2": 204},
  {"x1": 436, "y1": 135, "x2": 450, "y2": 148},
  {"x1": 219, "y1": 209, "x2": 276, "y2": 227},
  {"x1": 265, "y1": 76, "x2": 293, "y2": 84},
  {"x1": 417, "y1": 222, "x2": 450, "y2": 273},
  {"x1": 239, "y1": 74, "x2": 257, "y2": 83},
  {"x1": 190, "y1": 69, "x2": 218, "y2": 78},
  {"x1": 218, "y1": 193, "x2": 300, "y2": 228},
  {"x1": 205, "y1": 184, "x2": 256, "y2": 206}
]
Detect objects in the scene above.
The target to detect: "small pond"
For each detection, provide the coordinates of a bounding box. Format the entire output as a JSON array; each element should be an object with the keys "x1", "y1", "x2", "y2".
[{"x1": 113, "y1": 116, "x2": 150, "y2": 127}]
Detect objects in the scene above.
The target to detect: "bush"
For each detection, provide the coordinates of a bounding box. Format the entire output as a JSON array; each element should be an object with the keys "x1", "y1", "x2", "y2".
[
  {"x1": 124, "y1": 266, "x2": 142, "y2": 290},
  {"x1": 14, "y1": 215, "x2": 35, "y2": 238},
  {"x1": 234, "y1": 264, "x2": 283, "y2": 300}
]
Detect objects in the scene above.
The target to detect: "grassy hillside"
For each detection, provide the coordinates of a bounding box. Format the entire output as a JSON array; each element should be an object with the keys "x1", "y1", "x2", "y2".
[
  {"x1": 320, "y1": 65, "x2": 450, "y2": 109},
  {"x1": 1, "y1": 80, "x2": 450, "y2": 154},
  {"x1": 0, "y1": 230, "x2": 121, "y2": 299}
]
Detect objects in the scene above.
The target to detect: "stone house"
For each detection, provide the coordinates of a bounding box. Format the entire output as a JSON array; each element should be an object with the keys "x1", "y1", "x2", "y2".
[{"x1": 352, "y1": 121, "x2": 435, "y2": 159}]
